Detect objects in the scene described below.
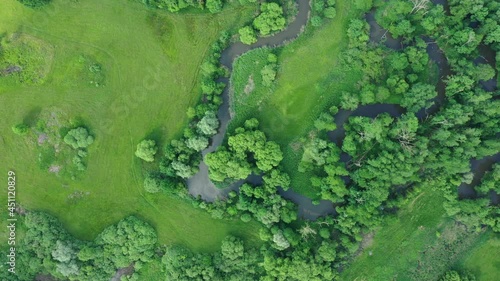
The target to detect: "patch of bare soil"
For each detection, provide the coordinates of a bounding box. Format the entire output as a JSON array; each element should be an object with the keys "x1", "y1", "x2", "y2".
[
  {"x1": 353, "y1": 232, "x2": 375, "y2": 258},
  {"x1": 111, "y1": 263, "x2": 135, "y2": 281},
  {"x1": 48, "y1": 165, "x2": 62, "y2": 173},
  {"x1": 244, "y1": 75, "x2": 255, "y2": 94},
  {"x1": 35, "y1": 274, "x2": 63, "y2": 281},
  {"x1": 289, "y1": 140, "x2": 302, "y2": 152},
  {"x1": 0, "y1": 65, "x2": 22, "y2": 75}
]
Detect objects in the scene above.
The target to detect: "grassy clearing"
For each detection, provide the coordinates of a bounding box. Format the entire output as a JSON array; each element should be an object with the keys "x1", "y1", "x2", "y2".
[
  {"x1": 340, "y1": 188, "x2": 447, "y2": 280},
  {"x1": 230, "y1": 47, "x2": 275, "y2": 124},
  {"x1": 0, "y1": 33, "x2": 54, "y2": 85},
  {"x1": 339, "y1": 187, "x2": 493, "y2": 281},
  {"x1": 0, "y1": 0, "x2": 261, "y2": 251},
  {"x1": 455, "y1": 232, "x2": 500, "y2": 281},
  {"x1": 136, "y1": 258, "x2": 166, "y2": 280},
  {"x1": 229, "y1": 0, "x2": 366, "y2": 197}
]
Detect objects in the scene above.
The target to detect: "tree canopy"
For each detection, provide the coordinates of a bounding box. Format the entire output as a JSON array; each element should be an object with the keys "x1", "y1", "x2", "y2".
[
  {"x1": 135, "y1": 139, "x2": 158, "y2": 162},
  {"x1": 64, "y1": 127, "x2": 94, "y2": 149}
]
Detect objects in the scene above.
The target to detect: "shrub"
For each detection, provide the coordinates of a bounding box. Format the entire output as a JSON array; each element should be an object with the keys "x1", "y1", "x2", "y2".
[
  {"x1": 239, "y1": 26, "x2": 258, "y2": 45},
  {"x1": 261, "y1": 64, "x2": 277, "y2": 86},
  {"x1": 240, "y1": 213, "x2": 252, "y2": 222},
  {"x1": 267, "y1": 53, "x2": 278, "y2": 63},
  {"x1": 12, "y1": 124, "x2": 29, "y2": 135},
  {"x1": 324, "y1": 7, "x2": 336, "y2": 19},
  {"x1": 311, "y1": 16, "x2": 323, "y2": 27},
  {"x1": 329, "y1": 105, "x2": 339, "y2": 115},
  {"x1": 206, "y1": 0, "x2": 223, "y2": 13},
  {"x1": 144, "y1": 175, "x2": 162, "y2": 193},
  {"x1": 17, "y1": 0, "x2": 51, "y2": 8},
  {"x1": 72, "y1": 155, "x2": 86, "y2": 171},
  {"x1": 319, "y1": 228, "x2": 331, "y2": 239},
  {"x1": 186, "y1": 107, "x2": 196, "y2": 119},
  {"x1": 314, "y1": 113, "x2": 336, "y2": 131},
  {"x1": 77, "y1": 149, "x2": 88, "y2": 158},
  {"x1": 64, "y1": 127, "x2": 94, "y2": 149}
]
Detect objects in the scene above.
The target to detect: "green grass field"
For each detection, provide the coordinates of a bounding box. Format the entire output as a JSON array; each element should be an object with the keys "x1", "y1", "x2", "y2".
[
  {"x1": 339, "y1": 187, "x2": 497, "y2": 281},
  {"x1": 339, "y1": 189, "x2": 448, "y2": 280},
  {"x1": 456, "y1": 232, "x2": 500, "y2": 281},
  {"x1": 0, "y1": 0, "x2": 262, "y2": 251}
]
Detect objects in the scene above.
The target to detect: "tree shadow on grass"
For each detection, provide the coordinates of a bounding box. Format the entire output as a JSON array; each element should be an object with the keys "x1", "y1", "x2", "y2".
[
  {"x1": 23, "y1": 106, "x2": 42, "y2": 126},
  {"x1": 145, "y1": 126, "x2": 166, "y2": 149}
]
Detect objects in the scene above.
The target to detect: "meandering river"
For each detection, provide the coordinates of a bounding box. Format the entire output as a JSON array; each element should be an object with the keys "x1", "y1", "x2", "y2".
[{"x1": 187, "y1": 1, "x2": 499, "y2": 220}]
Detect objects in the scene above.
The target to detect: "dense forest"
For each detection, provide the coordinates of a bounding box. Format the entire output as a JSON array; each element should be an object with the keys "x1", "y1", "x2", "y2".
[
  {"x1": 154, "y1": 0, "x2": 500, "y2": 278},
  {"x1": 3, "y1": 0, "x2": 499, "y2": 280}
]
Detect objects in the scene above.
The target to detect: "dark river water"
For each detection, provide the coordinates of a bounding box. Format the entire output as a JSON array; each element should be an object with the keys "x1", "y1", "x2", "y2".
[
  {"x1": 187, "y1": 1, "x2": 499, "y2": 219},
  {"x1": 187, "y1": 0, "x2": 311, "y2": 201}
]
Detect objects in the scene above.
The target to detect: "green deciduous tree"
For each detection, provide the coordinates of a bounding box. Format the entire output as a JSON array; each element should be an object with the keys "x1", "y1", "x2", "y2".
[
  {"x1": 239, "y1": 26, "x2": 258, "y2": 45},
  {"x1": 143, "y1": 174, "x2": 163, "y2": 193},
  {"x1": 206, "y1": 119, "x2": 283, "y2": 183},
  {"x1": 64, "y1": 127, "x2": 94, "y2": 149},
  {"x1": 340, "y1": 92, "x2": 359, "y2": 110},
  {"x1": 253, "y1": 3, "x2": 286, "y2": 35},
  {"x1": 185, "y1": 136, "x2": 209, "y2": 151},
  {"x1": 197, "y1": 111, "x2": 220, "y2": 136},
  {"x1": 324, "y1": 7, "x2": 336, "y2": 19},
  {"x1": 97, "y1": 216, "x2": 157, "y2": 268},
  {"x1": 135, "y1": 139, "x2": 158, "y2": 162},
  {"x1": 311, "y1": 16, "x2": 323, "y2": 27},
  {"x1": 12, "y1": 123, "x2": 29, "y2": 135},
  {"x1": 206, "y1": 0, "x2": 223, "y2": 13},
  {"x1": 261, "y1": 64, "x2": 277, "y2": 86},
  {"x1": 401, "y1": 83, "x2": 437, "y2": 112}
]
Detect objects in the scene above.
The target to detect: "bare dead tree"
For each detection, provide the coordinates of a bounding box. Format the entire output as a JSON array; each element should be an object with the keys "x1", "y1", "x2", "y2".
[
  {"x1": 398, "y1": 128, "x2": 416, "y2": 153},
  {"x1": 410, "y1": 0, "x2": 430, "y2": 14},
  {"x1": 355, "y1": 197, "x2": 365, "y2": 204},
  {"x1": 461, "y1": 31, "x2": 476, "y2": 47},
  {"x1": 316, "y1": 220, "x2": 332, "y2": 227},
  {"x1": 299, "y1": 223, "x2": 317, "y2": 240}
]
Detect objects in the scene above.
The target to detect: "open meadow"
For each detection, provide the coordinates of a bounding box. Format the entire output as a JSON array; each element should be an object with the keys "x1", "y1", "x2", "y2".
[
  {"x1": 340, "y1": 187, "x2": 498, "y2": 281},
  {"x1": 0, "y1": 0, "x2": 261, "y2": 251}
]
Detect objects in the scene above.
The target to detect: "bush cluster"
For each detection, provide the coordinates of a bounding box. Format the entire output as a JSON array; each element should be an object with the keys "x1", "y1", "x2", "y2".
[
  {"x1": 238, "y1": 2, "x2": 287, "y2": 45},
  {"x1": 310, "y1": 0, "x2": 336, "y2": 27},
  {"x1": 142, "y1": 0, "x2": 224, "y2": 13}
]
